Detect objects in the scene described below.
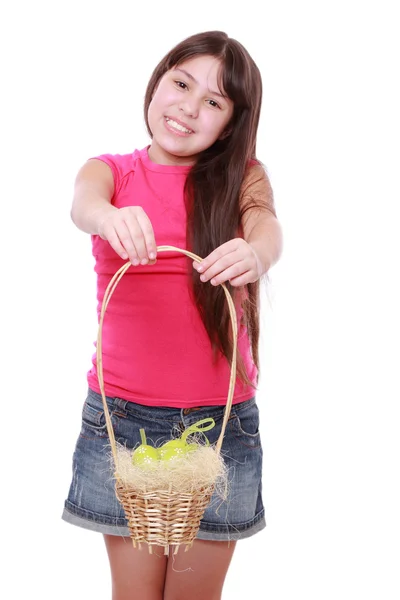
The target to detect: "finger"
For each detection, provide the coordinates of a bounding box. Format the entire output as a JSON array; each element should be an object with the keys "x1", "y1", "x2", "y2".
[
  {"x1": 194, "y1": 240, "x2": 238, "y2": 273},
  {"x1": 228, "y1": 271, "x2": 254, "y2": 287},
  {"x1": 123, "y1": 216, "x2": 148, "y2": 263},
  {"x1": 102, "y1": 223, "x2": 131, "y2": 261},
  {"x1": 200, "y1": 254, "x2": 249, "y2": 283},
  {"x1": 202, "y1": 262, "x2": 248, "y2": 286},
  {"x1": 110, "y1": 221, "x2": 157, "y2": 266},
  {"x1": 136, "y1": 211, "x2": 157, "y2": 261},
  {"x1": 115, "y1": 220, "x2": 142, "y2": 264}
]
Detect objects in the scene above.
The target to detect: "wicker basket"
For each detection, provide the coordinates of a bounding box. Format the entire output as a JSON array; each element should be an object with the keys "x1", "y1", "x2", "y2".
[{"x1": 96, "y1": 246, "x2": 238, "y2": 554}]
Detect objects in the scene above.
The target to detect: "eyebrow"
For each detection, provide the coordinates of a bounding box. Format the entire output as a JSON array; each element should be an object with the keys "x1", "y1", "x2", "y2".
[{"x1": 174, "y1": 67, "x2": 227, "y2": 99}]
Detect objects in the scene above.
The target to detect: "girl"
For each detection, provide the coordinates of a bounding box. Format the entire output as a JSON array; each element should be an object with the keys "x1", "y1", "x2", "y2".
[{"x1": 63, "y1": 30, "x2": 283, "y2": 600}]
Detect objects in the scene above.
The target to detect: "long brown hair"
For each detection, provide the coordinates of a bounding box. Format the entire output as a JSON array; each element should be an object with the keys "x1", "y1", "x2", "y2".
[{"x1": 144, "y1": 31, "x2": 271, "y2": 387}]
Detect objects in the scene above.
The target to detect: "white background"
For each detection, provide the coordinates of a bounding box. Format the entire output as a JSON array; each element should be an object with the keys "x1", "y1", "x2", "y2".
[{"x1": 1, "y1": 1, "x2": 399, "y2": 598}]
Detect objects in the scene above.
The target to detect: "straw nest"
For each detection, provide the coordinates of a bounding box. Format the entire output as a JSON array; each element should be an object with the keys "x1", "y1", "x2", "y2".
[{"x1": 113, "y1": 442, "x2": 228, "y2": 498}]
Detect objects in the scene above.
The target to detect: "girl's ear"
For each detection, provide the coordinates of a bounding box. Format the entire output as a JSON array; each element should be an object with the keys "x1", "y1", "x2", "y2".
[{"x1": 219, "y1": 126, "x2": 232, "y2": 141}]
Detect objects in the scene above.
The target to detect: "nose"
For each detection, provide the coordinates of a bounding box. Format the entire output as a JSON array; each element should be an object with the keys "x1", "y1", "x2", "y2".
[{"x1": 179, "y1": 94, "x2": 200, "y2": 119}]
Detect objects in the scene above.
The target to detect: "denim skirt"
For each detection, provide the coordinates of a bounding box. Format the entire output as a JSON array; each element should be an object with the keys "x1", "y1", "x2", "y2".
[{"x1": 62, "y1": 388, "x2": 265, "y2": 541}]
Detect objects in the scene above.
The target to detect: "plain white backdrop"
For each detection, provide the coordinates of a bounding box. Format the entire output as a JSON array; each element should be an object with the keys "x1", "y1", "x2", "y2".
[{"x1": 1, "y1": 1, "x2": 399, "y2": 598}]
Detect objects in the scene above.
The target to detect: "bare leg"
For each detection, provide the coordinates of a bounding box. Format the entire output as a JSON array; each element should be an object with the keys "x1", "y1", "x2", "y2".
[
  {"x1": 163, "y1": 539, "x2": 236, "y2": 600},
  {"x1": 103, "y1": 535, "x2": 168, "y2": 600}
]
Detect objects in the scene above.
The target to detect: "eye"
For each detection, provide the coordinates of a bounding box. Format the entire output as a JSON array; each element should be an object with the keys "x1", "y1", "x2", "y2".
[
  {"x1": 207, "y1": 99, "x2": 221, "y2": 109},
  {"x1": 174, "y1": 80, "x2": 188, "y2": 90}
]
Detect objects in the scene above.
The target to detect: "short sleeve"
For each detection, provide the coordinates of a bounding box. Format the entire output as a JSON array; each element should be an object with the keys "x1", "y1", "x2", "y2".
[
  {"x1": 88, "y1": 153, "x2": 135, "y2": 198},
  {"x1": 240, "y1": 163, "x2": 277, "y2": 218}
]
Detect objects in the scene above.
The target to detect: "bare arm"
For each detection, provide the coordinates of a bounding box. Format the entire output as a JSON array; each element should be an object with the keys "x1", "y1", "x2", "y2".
[
  {"x1": 70, "y1": 159, "x2": 157, "y2": 265},
  {"x1": 71, "y1": 159, "x2": 117, "y2": 234},
  {"x1": 241, "y1": 164, "x2": 283, "y2": 274},
  {"x1": 246, "y1": 215, "x2": 283, "y2": 275}
]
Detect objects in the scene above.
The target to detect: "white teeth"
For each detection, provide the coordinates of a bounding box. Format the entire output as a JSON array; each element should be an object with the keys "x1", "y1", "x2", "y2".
[{"x1": 166, "y1": 118, "x2": 192, "y2": 134}]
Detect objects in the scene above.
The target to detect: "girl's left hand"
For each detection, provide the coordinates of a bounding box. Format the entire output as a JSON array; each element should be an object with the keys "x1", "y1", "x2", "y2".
[{"x1": 192, "y1": 238, "x2": 264, "y2": 287}]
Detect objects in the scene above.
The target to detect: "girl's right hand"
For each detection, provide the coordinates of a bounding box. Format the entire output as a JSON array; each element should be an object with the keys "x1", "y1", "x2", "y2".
[{"x1": 96, "y1": 206, "x2": 157, "y2": 266}]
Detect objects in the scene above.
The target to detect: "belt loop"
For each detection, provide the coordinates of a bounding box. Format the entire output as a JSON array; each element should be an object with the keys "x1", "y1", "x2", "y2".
[
  {"x1": 114, "y1": 397, "x2": 128, "y2": 411},
  {"x1": 183, "y1": 407, "x2": 201, "y2": 415}
]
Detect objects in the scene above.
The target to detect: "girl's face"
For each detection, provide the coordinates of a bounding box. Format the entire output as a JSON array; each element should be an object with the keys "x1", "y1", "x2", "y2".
[{"x1": 147, "y1": 55, "x2": 234, "y2": 165}]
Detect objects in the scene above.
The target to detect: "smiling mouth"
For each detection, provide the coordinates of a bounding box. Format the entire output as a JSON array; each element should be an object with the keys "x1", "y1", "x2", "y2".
[{"x1": 165, "y1": 117, "x2": 194, "y2": 134}]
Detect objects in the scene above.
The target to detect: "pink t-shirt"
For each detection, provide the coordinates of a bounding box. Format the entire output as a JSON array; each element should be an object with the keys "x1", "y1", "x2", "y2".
[{"x1": 87, "y1": 146, "x2": 258, "y2": 407}]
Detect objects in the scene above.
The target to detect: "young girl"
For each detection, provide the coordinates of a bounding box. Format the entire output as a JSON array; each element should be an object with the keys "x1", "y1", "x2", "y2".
[{"x1": 63, "y1": 30, "x2": 283, "y2": 600}]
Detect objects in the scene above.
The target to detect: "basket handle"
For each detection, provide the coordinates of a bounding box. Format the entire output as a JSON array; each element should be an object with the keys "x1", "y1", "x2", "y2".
[{"x1": 96, "y1": 245, "x2": 238, "y2": 465}]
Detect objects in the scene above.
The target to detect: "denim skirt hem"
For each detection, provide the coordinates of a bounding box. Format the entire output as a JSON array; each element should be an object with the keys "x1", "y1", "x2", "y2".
[{"x1": 62, "y1": 504, "x2": 266, "y2": 541}]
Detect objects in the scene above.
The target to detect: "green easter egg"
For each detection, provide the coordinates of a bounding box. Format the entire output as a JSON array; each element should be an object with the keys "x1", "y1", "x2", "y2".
[
  {"x1": 132, "y1": 445, "x2": 159, "y2": 467},
  {"x1": 158, "y1": 439, "x2": 199, "y2": 461},
  {"x1": 162, "y1": 439, "x2": 184, "y2": 450},
  {"x1": 158, "y1": 439, "x2": 185, "y2": 459},
  {"x1": 159, "y1": 446, "x2": 186, "y2": 461}
]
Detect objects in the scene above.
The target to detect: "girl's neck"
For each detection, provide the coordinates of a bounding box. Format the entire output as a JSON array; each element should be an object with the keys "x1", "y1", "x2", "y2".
[{"x1": 147, "y1": 141, "x2": 196, "y2": 167}]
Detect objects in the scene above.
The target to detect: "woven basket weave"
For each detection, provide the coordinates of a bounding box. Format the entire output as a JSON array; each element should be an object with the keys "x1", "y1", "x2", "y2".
[{"x1": 97, "y1": 246, "x2": 238, "y2": 554}]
